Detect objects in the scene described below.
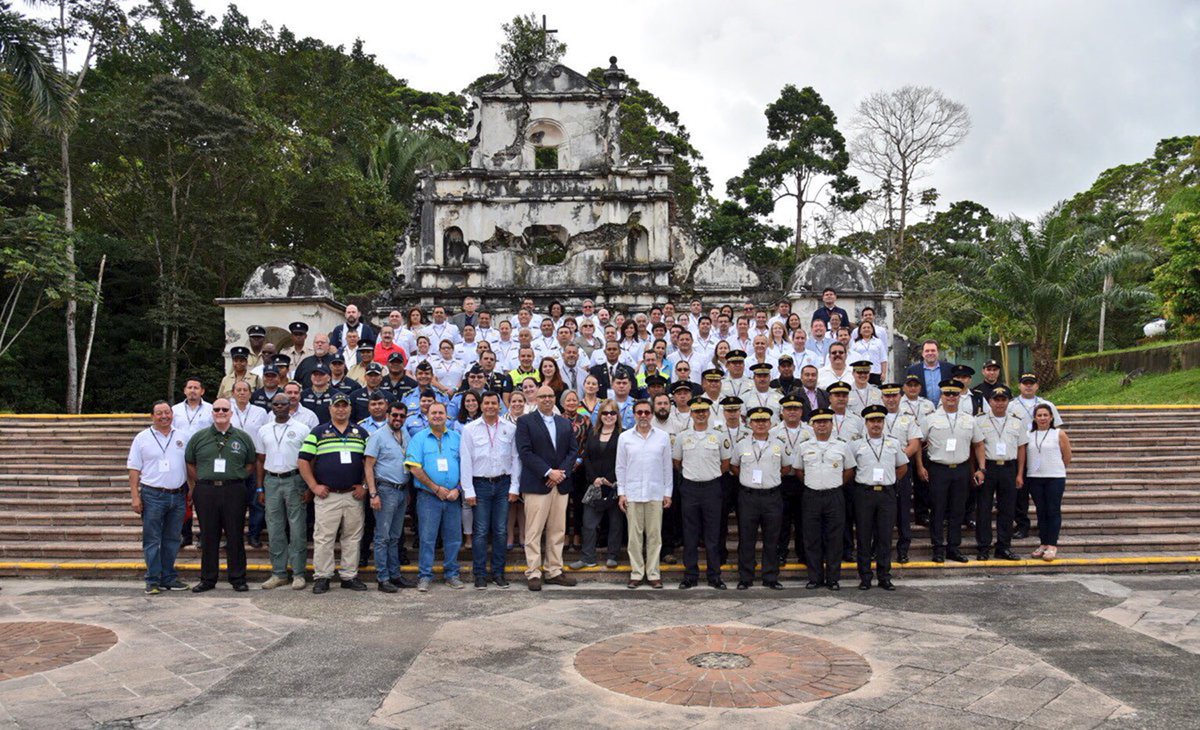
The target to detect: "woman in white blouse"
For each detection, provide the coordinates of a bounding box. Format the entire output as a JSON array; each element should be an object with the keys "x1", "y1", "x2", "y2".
[
  {"x1": 848, "y1": 320, "x2": 887, "y2": 384},
  {"x1": 1026, "y1": 403, "x2": 1072, "y2": 561}
]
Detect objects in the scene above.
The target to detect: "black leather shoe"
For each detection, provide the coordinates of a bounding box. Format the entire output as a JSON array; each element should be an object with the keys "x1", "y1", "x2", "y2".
[
  {"x1": 764, "y1": 581, "x2": 784, "y2": 590},
  {"x1": 977, "y1": 550, "x2": 991, "y2": 561},
  {"x1": 858, "y1": 578, "x2": 871, "y2": 591},
  {"x1": 191, "y1": 582, "x2": 216, "y2": 594},
  {"x1": 947, "y1": 552, "x2": 969, "y2": 563},
  {"x1": 1014, "y1": 527, "x2": 1029, "y2": 540},
  {"x1": 389, "y1": 576, "x2": 417, "y2": 588},
  {"x1": 932, "y1": 552, "x2": 945, "y2": 564},
  {"x1": 378, "y1": 581, "x2": 399, "y2": 593},
  {"x1": 879, "y1": 579, "x2": 896, "y2": 591},
  {"x1": 493, "y1": 575, "x2": 510, "y2": 589},
  {"x1": 915, "y1": 514, "x2": 929, "y2": 527},
  {"x1": 736, "y1": 581, "x2": 752, "y2": 590},
  {"x1": 827, "y1": 581, "x2": 840, "y2": 591},
  {"x1": 474, "y1": 576, "x2": 488, "y2": 589},
  {"x1": 312, "y1": 578, "x2": 330, "y2": 594},
  {"x1": 708, "y1": 579, "x2": 727, "y2": 590},
  {"x1": 896, "y1": 551, "x2": 910, "y2": 564},
  {"x1": 248, "y1": 536, "x2": 262, "y2": 549},
  {"x1": 678, "y1": 579, "x2": 697, "y2": 590},
  {"x1": 232, "y1": 583, "x2": 249, "y2": 592},
  {"x1": 341, "y1": 577, "x2": 368, "y2": 591},
  {"x1": 805, "y1": 580, "x2": 822, "y2": 590},
  {"x1": 996, "y1": 549, "x2": 1020, "y2": 561}
]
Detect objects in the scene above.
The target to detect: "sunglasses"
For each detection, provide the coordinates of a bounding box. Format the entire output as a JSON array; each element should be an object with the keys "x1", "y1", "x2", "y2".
[
  {"x1": 270, "y1": 402, "x2": 289, "y2": 407},
  {"x1": 211, "y1": 407, "x2": 231, "y2": 412},
  {"x1": 600, "y1": 412, "x2": 618, "y2": 417},
  {"x1": 390, "y1": 413, "x2": 407, "y2": 418},
  {"x1": 634, "y1": 411, "x2": 652, "y2": 416}
]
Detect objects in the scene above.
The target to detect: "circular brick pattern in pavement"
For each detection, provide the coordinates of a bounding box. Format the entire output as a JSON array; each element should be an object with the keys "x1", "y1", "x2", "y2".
[
  {"x1": 574, "y1": 625, "x2": 871, "y2": 708},
  {"x1": 0, "y1": 622, "x2": 117, "y2": 682}
]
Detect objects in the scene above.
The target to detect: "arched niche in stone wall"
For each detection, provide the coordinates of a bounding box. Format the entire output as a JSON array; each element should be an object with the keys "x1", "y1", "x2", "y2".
[
  {"x1": 526, "y1": 119, "x2": 567, "y2": 170},
  {"x1": 443, "y1": 226, "x2": 466, "y2": 267},
  {"x1": 523, "y1": 224, "x2": 569, "y2": 265}
]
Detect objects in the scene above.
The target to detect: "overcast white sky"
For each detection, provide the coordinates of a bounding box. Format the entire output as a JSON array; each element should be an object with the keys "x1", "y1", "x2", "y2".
[{"x1": 75, "y1": 1, "x2": 1200, "y2": 219}]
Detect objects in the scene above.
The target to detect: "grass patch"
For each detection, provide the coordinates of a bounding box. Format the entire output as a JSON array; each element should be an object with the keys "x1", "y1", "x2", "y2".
[
  {"x1": 1062, "y1": 337, "x2": 1200, "y2": 362},
  {"x1": 1046, "y1": 369, "x2": 1200, "y2": 405}
]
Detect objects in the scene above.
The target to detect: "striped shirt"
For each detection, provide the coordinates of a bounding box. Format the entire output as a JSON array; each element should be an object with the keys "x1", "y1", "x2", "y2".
[{"x1": 298, "y1": 421, "x2": 368, "y2": 490}]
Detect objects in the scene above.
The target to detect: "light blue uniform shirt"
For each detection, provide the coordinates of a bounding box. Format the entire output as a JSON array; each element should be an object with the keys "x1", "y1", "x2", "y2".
[{"x1": 364, "y1": 426, "x2": 410, "y2": 485}]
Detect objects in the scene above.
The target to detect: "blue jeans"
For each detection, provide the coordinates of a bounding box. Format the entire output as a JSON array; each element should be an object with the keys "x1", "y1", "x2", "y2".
[
  {"x1": 373, "y1": 481, "x2": 409, "y2": 582},
  {"x1": 471, "y1": 477, "x2": 511, "y2": 578},
  {"x1": 141, "y1": 486, "x2": 186, "y2": 587},
  {"x1": 243, "y1": 475, "x2": 265, "y2": 540},
  {"x1": 416, "y1": 489, "x2": 462, "y2": 581},
  {"x1": 1028, "y1": 477, "x2": 1066, "y2": 546}
]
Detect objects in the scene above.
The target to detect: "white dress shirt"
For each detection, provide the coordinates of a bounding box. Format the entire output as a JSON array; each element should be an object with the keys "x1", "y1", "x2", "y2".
[
  {"x1": 459, "y1": 417, "x2": 523, "y2": 498},
  {"x1": 615, "y1": 427, "x2": 673, "y2": 502},
  {"x1": 288, "y1": 405, "x2": 320, "y2": 430},
  {"x1": 254, "y1": 418, "x2": 311, "y2": 474},
  {"x1": 171, "y1": 401, "x2": 213, "y2": 442},
  {"x1": 127, "y1": 427, "x2": 188, "y2": 489},
  {"x1": 422, "y1": 321, "x2": 461, "y2": 345},
  {"x1": 230, "y1": 402, "x2": 268, "y2": 435},
  {"x1": 541, "y1": 413, "x2": 558, "y2": 450}
]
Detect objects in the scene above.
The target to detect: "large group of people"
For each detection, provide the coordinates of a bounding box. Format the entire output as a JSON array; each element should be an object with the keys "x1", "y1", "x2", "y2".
[{"x1": 127, "y1": 290, "x2": 1072, "y2": 595}]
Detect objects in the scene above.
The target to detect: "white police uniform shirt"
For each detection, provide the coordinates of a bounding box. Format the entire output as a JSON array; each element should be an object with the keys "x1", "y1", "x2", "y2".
[
  {"x1": 884, "y1": 411, "x2": 922, "y2": 446},
  {"x1": 672, "y1": 426, "x2": 731, "y2": 482},
  {"x1": 421, "y1": 321, "x2": 460, "y2": 346},
  {"x1": 743, "y1": 388, "x2": 782, "y2": 422},
  {"x1": 770, "y1": 422, "x2": 810, "y2": 461},
  {"x1": 794, "y1": 437, "x2": 847, "y2": 490},
  {"x1": 172, "y1": 401, "x2": 213, "y2": 442},
  {"x1": 720, "y1": 376, "x2": 752, "y2": 399},
  {"x1": 454, "y1": 341, "x2": 482, "y2": 367},
  {"x1": 475, "y1": 326, "x2": 500, "y2": 345},
  {"x1": 922, "y1": 408, "x2": 981, "y2": 465},
  {"x1": 974, "y1": 411, "x2": 1029, "y2": 462},
  {"x1": 831, "y1": 411, "x2": 865, "y2": 442},
  {"x1": 532, "y1": 336, "x2": 562, "y2": 360},
  {"x1": 844, "y1": 436, "x2": 907, "y2": 485},
  {"x1": 431, "y1": 356, "x2": 464, "y2": 391},
  {"x1": 254, "y1": 418, "x2": 311, "y2": 474},
  {"x1": 288, "y1": 405, "x2": 320, "y2": 430},
  {"x1": 127, "y1": 427, "x2": 188, "y2": 489},
  {"x1": 900, "y1": 395, "x2": 936, "y2": 419},
  {"x1": 732, "y1": 434, "x2": 787, "y2": 489},
  {"x1": 1006, "y1": 396, "x2": 1063, "y2": 429},
  {"x1": 848, "y1": 384, "x2": 884, "y2": 414}
]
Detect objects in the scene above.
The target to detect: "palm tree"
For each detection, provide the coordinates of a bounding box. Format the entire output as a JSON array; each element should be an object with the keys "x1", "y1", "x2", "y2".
[
  {"x1": 0, "y1": 2, "x2": 73, "y2": 148},
  {"x1": 363, "y1": 124, "x2": 468, "y2": 205},
  {"x1": 958, "y1": 207, "x2": 1151, "y2": 386}
]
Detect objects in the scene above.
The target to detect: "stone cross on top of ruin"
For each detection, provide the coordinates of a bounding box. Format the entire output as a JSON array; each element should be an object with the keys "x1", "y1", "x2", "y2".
[{"x1": 541, "y1": 15, "x2": 558, "y2": 53}]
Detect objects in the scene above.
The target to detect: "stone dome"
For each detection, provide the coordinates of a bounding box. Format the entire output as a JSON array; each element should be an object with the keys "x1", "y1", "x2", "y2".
[
  {"x1": 786, "y1": 253, "x2": 874, "y2": 294},
  {"x1": 241, "y1": 260, "x2": 334, "y2": 299}
]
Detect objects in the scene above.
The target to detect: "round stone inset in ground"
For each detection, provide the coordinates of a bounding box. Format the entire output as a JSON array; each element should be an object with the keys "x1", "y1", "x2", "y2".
[
  {"x1": 0, "y1": 621, "x2": 118, "y2": 682},
  {"x1": 574, "y1": 624, "x2": 871, "y2": 708}
]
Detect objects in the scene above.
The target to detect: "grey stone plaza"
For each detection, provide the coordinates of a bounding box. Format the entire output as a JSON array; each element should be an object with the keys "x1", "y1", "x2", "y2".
[{"x1": 1, "y1": 574, "x2": 1198, "y2": 728}]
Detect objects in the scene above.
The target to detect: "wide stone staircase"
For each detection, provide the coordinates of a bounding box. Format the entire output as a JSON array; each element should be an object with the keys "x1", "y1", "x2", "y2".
[{"x1": 0, "y1": 408, "x2": 1198, "y2": 579}]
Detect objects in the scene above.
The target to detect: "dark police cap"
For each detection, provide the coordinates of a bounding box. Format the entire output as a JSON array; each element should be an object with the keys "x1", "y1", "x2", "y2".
[
  {"x1": 366, "y1": 363, "x2": 384, "y2": 375},
  {"x1": 746, "y1": 406, "x2": 773, "y2": 421},
  {"x1": 904, "y1": 373, "x2": 922, "y2": 384},
  {"x1": 982, "y1": 359, "x2": 1001, "y2": 370},
  {"x1": 720, "y1": 396, "x2": 743, "y2": 408},
  {"x1": 850, "y1": 359, "x2": 872, "y2": 371},
  {"x1": 807, "y1": 407, "x2": 834, "y2": 423},
  {"x1": 230, "y1": 346, "x2": 249, "y2": 358},
  {"x1": 988, "y1": 385, "x2": 1013, "y2": 399},
  {"x1": 939, "y1": 378, "x2": 963, "y2": 393},
  {"x1": 247, "y1": 325, "x2": 266, "y2": 337},
  {"x1": 467, "y1": 364, "x2": 485, "y2": 375},
  {"x1": 951, "y1": 363, "x2": 975, "y2": 378},
  {"x1": 702, "y1": 368, "x2": 725, "y2": 382},
  {"x1": 671, "y1": 380, "x2": 694, "y2": 394},
  {"x1": 861, "y1": 404, "x2": 887, "y2": 420},
  {"x1": 750, "y1": 362, "x2": 773, "y2": 374},
  {"x1": 273, "y1": 354, "x2": 291, "y2": 366},
  {"x1": 726, "y1": 350, "x2": 747, "y2": 362},
  {"x1": 645, "y1": 374, "x2": 668, "y2": 387},
  {"x1": 330, "y1": 354, "x2": 345, "y2": 364},
  {"x1": 388, "y1": 352, "x2": 406, "y2": 364},
  {"x1": 826, "y1": 380, "x2": 852, "y2": 395},
  {"x1": 357, "y1": 342, "x2": 375, "y2": 352},
  {"x1": 1020, "y1": 372, "x2": 1039, "y2": 383},
  {"x1": 311, "y1": 363, "x2": 330, "y2": 376},
  {"x1": 776, "y1": 353, "x2": 794, "y2": 364},
  {"x1": 415, "y1": 360, "x2": 433, "y2": 371},
  {"x1": 780, "y1": 394, "x2": 804, "y2": 408},
  {"x1": 330, "y1": 392, "x2": 352, "y2": 406},
  {"x1": 880, "y1": 382, "x2": 902, "y2": 395},
  {"x1": 289, "y1": 321, "x2": 309, "y2": 334},
  {"x1": 263, "y1": 365, "x2": 279, "y2": 376}
]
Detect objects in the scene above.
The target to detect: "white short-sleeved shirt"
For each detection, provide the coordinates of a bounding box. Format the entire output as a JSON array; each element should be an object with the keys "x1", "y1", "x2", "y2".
[
  {"x1": 254, "y1": 418, "x2": 311, "y2": 474},
  {"x1": 171, "y1": 401, "x2": 213, "y2": 442},
  {"x1": 127, "y1": 427, "x2": 189, "y2": 489},
  {"x1": 230, "y1": 402, "x2": 268, "y2": 435}
]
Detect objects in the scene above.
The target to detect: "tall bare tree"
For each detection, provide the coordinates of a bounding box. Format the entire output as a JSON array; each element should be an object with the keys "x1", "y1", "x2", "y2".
[{"x1": 850, "y1": 85, "x2": 970, "y2": 280}]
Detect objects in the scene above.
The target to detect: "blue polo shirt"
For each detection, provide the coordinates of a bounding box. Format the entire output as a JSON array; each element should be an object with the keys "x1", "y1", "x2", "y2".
[{"x1": 404, "y1": 427, "x2": 462, "y2": 493}]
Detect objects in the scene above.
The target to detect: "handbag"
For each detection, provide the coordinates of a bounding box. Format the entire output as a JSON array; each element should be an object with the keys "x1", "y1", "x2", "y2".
[{"x1": 583, "y1": 480, "x2": 618, "y2": 510}]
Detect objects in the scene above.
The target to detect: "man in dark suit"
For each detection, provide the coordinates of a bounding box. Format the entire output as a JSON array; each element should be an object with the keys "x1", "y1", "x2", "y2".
[
  {"x1": 904, "y1": 339, "x2": 954, "y2": 405},
  {"x1": 329, "y1": 304, "x2": 378, "y2": 351},
  {"x1": 447, "y1": 296, "x2": 479, "y2": 331},
  {"x1": 795, "y1": 364, "x2": 831, "y2": 421},
  {"x1": 514, "y1": 385, "x2": 580, "y2": 591},
  {"x1": 588, "y1": 340, "x2": 635, "y2": 397}
]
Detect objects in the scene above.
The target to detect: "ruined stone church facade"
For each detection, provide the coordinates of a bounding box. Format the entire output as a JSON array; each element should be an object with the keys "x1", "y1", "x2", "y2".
[{"x1": 391, "y1": 57, "x2": 771, "y2": 310}]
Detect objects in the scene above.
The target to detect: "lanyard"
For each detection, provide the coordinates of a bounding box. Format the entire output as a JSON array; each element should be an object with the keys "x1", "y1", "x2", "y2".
[
  {"x1": 484, "y1": 420, "x2": 498, "y2": 449},
  {"x1": 1019, "y1": 397, "x2": 1039, "y2": 419},
  {"x1": 272, "y1": 422, "x2": 289, "y2": 449},
  {"x1": 151, "y1": 429, "x2": 174, "y2": 456},
  {"x1": 784, "y1": 427, "x2": 802, "y2": 451},
  {"x1": 751, "y1": 438, "x2": 770, "y2": 463},
  {"x1": 184, "y1": 404, "x2": 201, "y2": 426},
  {"x1": 946, "y1": 411, "x2": 959, "y2": 434},
  {"x1": 855, "y1": 388, "x2": 869, "y2": 410},
  {"x1": 867, "y1": 438, "x2": 885, "y2": 463},
  {"x1": 233, "y1": 406, "x2": 249, "y2": 430},
  {"x1": 1034, "y1": 429, "x2": 1052, "y2": 453},
  {"x1": 988, "y1": 416, "x2": 1008, "y2": 443}
]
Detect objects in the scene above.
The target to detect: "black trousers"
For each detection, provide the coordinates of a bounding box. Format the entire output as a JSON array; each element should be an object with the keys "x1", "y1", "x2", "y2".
[
  {"x1": 194, "y1": 480, "x2": 247, "y2": 585},
  {"x1": 928, "y1": 462, "x2": 971, "y2": 553},
  {"x1": 1014, "y1": 485, "x2": 1032, "y2": 532},
  {"x1": 737, "y1": 487, "x2": 783, "y2": 584},
  {"x1": 359, "y1": 500, "x2": 375, "y2": 564},
  {"x1": 776, "y1": 475, "x2": 804, "y2": 563},
  {"x1": 855, "y1": 483, "x2": 896, "y2": 582},
  {"x1": 662, "y1": 470, "x2": 684, "y2": 553},
  {"x1": 681, "y1": 479, "x2": 723, "y2": 581},
  {"x1": 893, "y1": 471, "x2": 914, "y2": 553},
  {"x1": 913, "y1": 446, "x2": 932, "y2": 521},
  {"x1": 842, "y1": 482, "x2": 856, "y2": 557},
  {"x1": 977, "y1": 461, "x2": 1018, "y2": 552},
  {"x1": 802, "y1": 487, "x2": 844, "y2": 584},
  {"x1": 717, "y1": 473, "x2": 739, "y2": 563}
]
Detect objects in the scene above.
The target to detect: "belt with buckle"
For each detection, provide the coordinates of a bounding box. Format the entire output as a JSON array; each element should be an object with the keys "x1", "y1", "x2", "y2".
[
  {"x1": 140, "y1": 484, "x2": 183, "y2": 494},
  {"x1": 266, "y1": 469, "x2": 298, "y2": 478},
  {"x1": 378, "y1": 479, "x2": 407, "y2": 489},
  {"x1": 987, "y1": 459, "x2": 1011, "y2": 467},
  {"x1": 856, "y1": 482, "x2": 890, "y2": 492},
  {"x1": 934, "y1": 462, "x2": 964, "y2": 469},
  {"x1": 199, "y1": 479, "x2": 235, "y2": 486},
  {"x1": 740, "y1": 486, "x2": 780, "y2": 494}
]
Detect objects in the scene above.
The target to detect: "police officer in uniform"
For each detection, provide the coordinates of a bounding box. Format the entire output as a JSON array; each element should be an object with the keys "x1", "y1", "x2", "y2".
[
  {"x1": 971, "y1": 359, "x2": 1005, "y2": 404},
  {"x1": 845, "y1": 405, "x2": 908, "y2": 590},
  {"x1": 251, "y1": 365, "x2": 284, "y2": 410},
  {"x1": 731, "y1": 407, "x2": 787, "y2": 590},
  {"x1": 744, "y1": 362, "x2": 782, "y2": 423},
  {"x1": 796, "y1": 408, "x2": 849, "y2": 590},
  {"x1": 350, "y1": 363, "x2": 394, "y2": 423},
  {"x1": 772, "y1": 395, "x2": 809, "y2": 565},
  {"x1": 301, "y1": 364, "x2": 335, "y2": 423},
  {"x1": 720, "y1": 350, "x2": 751, "y2": 399},
  {"x1": 700, "y1": 368, "x2": 725, "y2": 404},
  {"x1": 915, "y1": 379, "x2": 982, "y2": 563},
  {"x1": 715, "y1": 396, "x2": 747, "y2": 564},
  {"x1": 218, "y1": 346, "x2": 261, "y2": 399},
  {"x1": 826, "y1": 380, "x2": 862, "y2": 562},
  {"x1": 950, "y1": 364, "x2": 980, "y2": 533},
  {"x1": 901, "y1": 373, "x2": 935, "y2": 528},
  {"x1": 246, "y1": 324, "x2": 268, "y2": 371},
  {"x1": 328, "y1": 354, "x2": 359, "y2": 394},
  {"x1": 672, "y1": 397, "x2": 731, "y2": 590},
  {"x1": 971, "y1": 385, "x2": 1027, "y2": 561},
  {"x1": 282, "y1": 321, "x2": 313, "y2": 364},
  {"x1": 881, "y1": 383, "x2": 922, "y2": 563}
]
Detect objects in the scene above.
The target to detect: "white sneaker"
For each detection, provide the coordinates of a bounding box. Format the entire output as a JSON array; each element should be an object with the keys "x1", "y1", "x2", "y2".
[
  {"x1": 261, "y1": 575, "x2": 289, "y2": 590},
  {"x1": 291, "y1": 576, "x2": 307, "y2": 590},
  {"x1": 417, "y1": 577, "x2": 431, "y2": 592}
]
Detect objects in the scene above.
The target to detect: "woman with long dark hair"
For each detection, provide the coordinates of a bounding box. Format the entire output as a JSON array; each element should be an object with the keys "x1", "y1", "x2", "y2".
[
  {"x1": 569, "y1": 399, "x2": 625, "y2": 570},
  {"x1": 561, "y1": 390, "x2": 592, "y2": 552},
  {"x1": 539, "y1": 357, "x2": 566, "y2": 400},
  {"x1": 1026, "y1": 403, "x2": 1072, "y2": 562}
]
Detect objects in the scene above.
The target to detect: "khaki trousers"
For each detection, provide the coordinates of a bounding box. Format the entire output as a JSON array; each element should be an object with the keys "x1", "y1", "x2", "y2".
[
  {"x1": 313, "y1": 490, "x2": 364, "y2": 580},
  {"x1": 523, "y1": 489, "x2": 569, "y2": 579},
  {"x1": 627, "y1": 500, "x2": 664, "y2": 581}
]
